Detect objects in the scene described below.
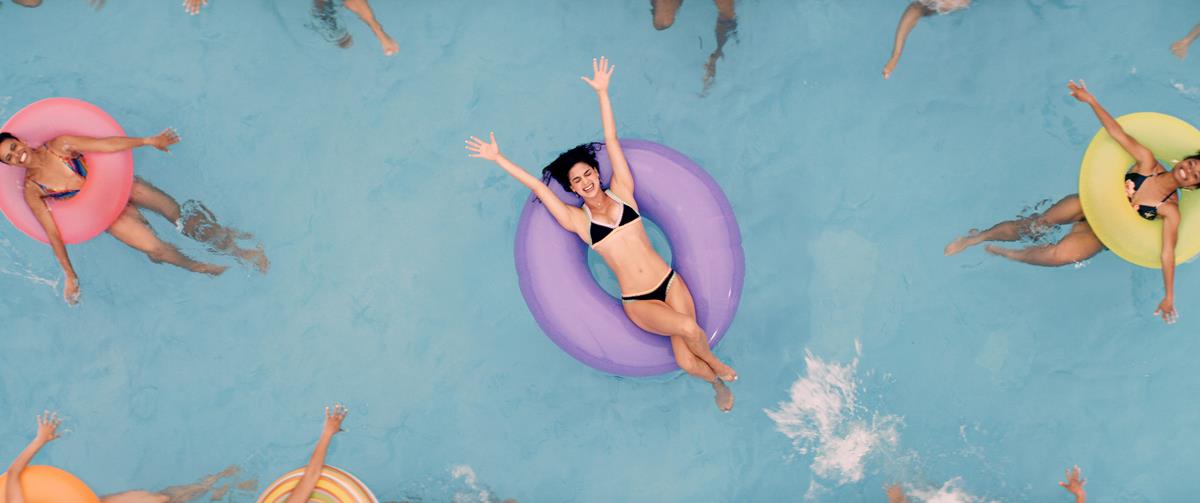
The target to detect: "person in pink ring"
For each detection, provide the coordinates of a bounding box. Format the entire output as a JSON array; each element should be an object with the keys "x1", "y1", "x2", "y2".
[{"x1": 0, "y1": 129, "x2": 267, "y2": 304}]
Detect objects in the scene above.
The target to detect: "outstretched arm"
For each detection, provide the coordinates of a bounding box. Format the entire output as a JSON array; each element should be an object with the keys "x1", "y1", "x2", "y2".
[
  {"x1": 1157, "y1": 205, "x2": 1181, "y2": 324},
  {"x1": 1068, "y1": 80, "x2": 1156, "y2": 171},
  {"x1": 5, "y1": 412, "x2": 62, "y2": 503},
  {"x1": 284, "y1": 405, "x2": 347, "y2": 503},
  {"x1": 581, "y1": 57, "x2": 633, "y2": 198},
  {"x1": 48, "y1": 128, "x2": 179, "y2": 156},
  {"x1": 465, "y1": 133, "x2": 582, "y2": 233},
  {"x1": 1172, "y1": 23, "x2": 1200, "y2": 59},
  {"x1": 24, "y1": 185, "x2": 79, "y2": 304}
]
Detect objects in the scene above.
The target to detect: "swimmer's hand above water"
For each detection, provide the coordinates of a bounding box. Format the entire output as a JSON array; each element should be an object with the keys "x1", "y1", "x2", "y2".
[
  {"x1": 63, "y1": 275, "x2": 80, "y2": 305},
  {"x1": 144, "y1": 128, "x2": 181, "y2": 152},
  {"x1": 1067, "y1": 80, "x2": 1095, "y2": 104},
  {"x1": 1058, "y1": 465, "x2": 1086, "y2": 503},
  {"x1": 1156, "y1": 297, "x2": 1178, "y2": 324},
  {"x1": 581, "y1": 57, "x2": 614, "y2": 94},
  {"x1": 323, "y1": 403, "x2": 348, "y2": 437},
  {"x1": 465, "y1": 132, "x2": 501, "y2": 162}
]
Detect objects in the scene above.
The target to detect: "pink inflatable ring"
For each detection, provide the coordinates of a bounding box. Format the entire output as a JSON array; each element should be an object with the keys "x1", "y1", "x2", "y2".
[{"x1": 0, "y1": 98, "x2": 134, "y2": 244}]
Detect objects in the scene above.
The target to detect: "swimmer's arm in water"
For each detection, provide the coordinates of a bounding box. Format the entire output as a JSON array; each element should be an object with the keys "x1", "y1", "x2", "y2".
[
  {"x1": 466, "y1": 132, "x2": 584, "y2": 233},
  {"x1": 1059, "y1": 466, "x2": 1086, "y2": 503},
  {"x1": 5, "y1": 412, "x2": 62, "y2": 503},
  {"x1": 23, "y1": 183, "x2": 80, "y2": 305},
  {"x1": 582, "y1": 57, "x2": 634, "y2": 198},
  {"x1": 1157, "y1": 204, "x2": 1180, "y2": 324},
  {"x1": 1172, "y1": 23, "x2": 1200, "y2": 59},
  {"x1": 284, "y1": 405, "x2": 347, "y2": 503},
  {"x1": 49, "y1": 128, "x2": 180, "y2": 155},
  {"x1": 1067, "y1": 80, "x2": 1156, "y2": 171}
]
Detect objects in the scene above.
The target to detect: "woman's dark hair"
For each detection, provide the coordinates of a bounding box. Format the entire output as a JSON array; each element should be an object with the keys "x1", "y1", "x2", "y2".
[
  {"x1": 0, "y1": 132, "x2": 17, "y2": 145},
  {"x1": 1185, "y1": 151, "x2": 1200, "y2": 163},
  {"x1": 542, "y1": 143, "x2": 600, "y2": 193}
]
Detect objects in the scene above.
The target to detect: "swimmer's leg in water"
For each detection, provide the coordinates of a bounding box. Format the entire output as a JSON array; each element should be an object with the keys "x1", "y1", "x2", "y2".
[
  {"x1": 311, "y1": 0, "x2": 353, "y2": 48},
  {"x1": 343, "y1": 0, "x2": 399, "y2": 56},
  {"x1": 945, "y1": 194, "x2": 1083, "y2": 255},
  {"x1": 651, "y1": 0, "x2": 683, "y2": 30},
  {"x1": 129, "y1": 178, "x2": 269, "y2": 273},
  {"x1": 702, "y1": 0, "x2": 737, "y2": 94},
  {"x1": 99, "y1": 465, "x2": 239, "y2": 503},
  {"x1": 883, "y1": 2, "x2": 935, "y2": 79},
  {"x1": 985, "y1": 221, "x2": 1104, "y2": 267},
  {"x1": 107, "y1": 205, "x2": 227, "y2": 276}
]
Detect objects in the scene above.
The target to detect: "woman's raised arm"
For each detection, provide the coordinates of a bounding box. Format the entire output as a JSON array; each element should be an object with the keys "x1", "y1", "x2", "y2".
[
  {"x1": 284, "y1": 405, "x2": 347, "y2": 503},
  {"x1": 49, "y1": 128, "x2": 179, "y2": 156},
  {"x1": 581, "y1": 58, "x2": 633, "y2": 198},
  {"x1": 1068, "y1": 81, "x2": 1156, "y2": 170},
  {"x1": 5, "y1": 412, "x2": 62, "y2": 503},
  {"x1": 466, "y1": 132, "x2": 582, "y2": 233}
]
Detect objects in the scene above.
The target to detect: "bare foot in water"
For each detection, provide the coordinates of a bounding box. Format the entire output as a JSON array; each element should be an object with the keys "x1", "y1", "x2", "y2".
[
  {"x1": 984, "y1": 244, "x2": 1017, "y2": 259},
  {"x1": 235, "y1": 245, "x2": 270, "y2": 274},
  {"x1": 944, "y1": 229, "x2": 981, "y2": 256},
  {"x1": 713, "y1": 381, "x2": 734, "y2": 412},
  {"x1": 196, "y1": 263, "x2": 229, "y2": 276},
  {"x1": 712, "y1": 362, "x2": 737, "y2": 382}
]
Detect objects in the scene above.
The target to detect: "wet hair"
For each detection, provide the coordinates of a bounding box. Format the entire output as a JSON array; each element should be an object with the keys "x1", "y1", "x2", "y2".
[{"x1": 541, "y1": 143, "x2": 600, "y2": 193}]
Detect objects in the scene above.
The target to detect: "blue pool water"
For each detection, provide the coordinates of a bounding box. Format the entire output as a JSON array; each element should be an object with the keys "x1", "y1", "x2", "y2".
[{"x1": 3, "y1": 0, "x2": 1200, "y2": 501}]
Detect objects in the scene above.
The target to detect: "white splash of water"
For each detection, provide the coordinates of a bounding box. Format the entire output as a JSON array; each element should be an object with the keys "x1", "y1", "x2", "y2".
[
  {"x1": 1172, "y1": 80, "x2": 1200, "y2": 96},
  {"x1": 450, "y1": 465, "x2": 508, "y2": 503},
  {"x1": 764, "y1": 341, "x2": 901, "y2": 486},
  {"x1": 907, "y1": 477, "x2": 998, "y2": 503},
  {"x1": 766, "y1": 343, "x2": 994, "y2": 502}
]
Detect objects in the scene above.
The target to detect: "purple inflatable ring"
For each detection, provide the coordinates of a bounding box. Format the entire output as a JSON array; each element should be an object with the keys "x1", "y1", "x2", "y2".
[{"x1": 514, "y1": 139, "x2": 745, "y2": 377}]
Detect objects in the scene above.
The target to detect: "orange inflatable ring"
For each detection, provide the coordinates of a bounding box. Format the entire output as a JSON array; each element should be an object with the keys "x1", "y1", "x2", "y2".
[{"x1": 0, "y1": 465, "x2": 100, "y2": 503}]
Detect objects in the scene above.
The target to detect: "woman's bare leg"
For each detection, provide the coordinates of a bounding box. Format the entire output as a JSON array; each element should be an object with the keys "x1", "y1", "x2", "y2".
[
  {"x1": 702, "y1": 0, "x2": 737, "y2": 93},
  {"x1": 945, "y1": 194, "x2": 1084, "y2": 255},
  {"x1": 129, "y1": 179, "x2": 268, "y2": 273},
  {"x1": 985, "y1": 221, "x2": 1104, "y2": 267},
  {"x1": 107, "y1": 206, "x2": 226, "y2": 275},
  {"x1": 99, "y1": 466, "x2": 238, "y2": 503},
  {"x1": 343, "y1": 0, "x2": 399, "y2": 55},
  {"x1": 651, "y1": 0, "x2": 683, "y2": 30},
  {"x1": 883, "y1": 2, "x2": 933, "y2": 79}
]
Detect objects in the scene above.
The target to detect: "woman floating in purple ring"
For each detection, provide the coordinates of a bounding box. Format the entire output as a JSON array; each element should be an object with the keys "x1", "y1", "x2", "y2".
[{"x1": 466, "y1": 57, "x2": 738, "y2": 412}]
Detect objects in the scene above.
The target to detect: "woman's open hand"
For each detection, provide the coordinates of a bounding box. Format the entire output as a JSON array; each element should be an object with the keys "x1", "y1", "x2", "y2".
[
  {"x1": 323, "y1": 404, "x2": 348, "y2": 437},
  {"x1": 581, "y1": 57, "x2": 614, "y2": 94},
  {"x1": 1155, "y1": 297, "x2": 1178, "y2": 324},
  {"x1": 184, "y1": 0, "x2": 208, "y2": 15},
  {"x1": 145, "y1": 128, "x2": 180, "y2": 152},
  {"x1": 1067, "y1": 80, "x2": 1095, "y2": 104},
  {"x1": 465, "y1": 132, "x2": 501, "y2": 162},
  {"x1": 35, "y1": 411, "x2": 61, "y2": 444},
  {"x1": 1058, "y1": 466, "x2": 1086, "y2": 498},
  {"x1": 63, "y1": 275, "x2": 80, "y2": 305}
]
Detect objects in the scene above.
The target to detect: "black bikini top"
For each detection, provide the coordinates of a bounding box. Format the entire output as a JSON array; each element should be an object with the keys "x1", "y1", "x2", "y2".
[
  {"x1": 585, "y1": 190, "x2": 640, "y2": 247},
  {"x1": 1125, "y1": 172, "x2": 1177, "y2": 221}
]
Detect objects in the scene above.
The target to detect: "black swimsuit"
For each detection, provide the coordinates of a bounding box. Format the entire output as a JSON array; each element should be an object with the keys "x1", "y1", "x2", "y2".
[
  {"x1": 1125, "y1": 172, "x2": 1177, "y2": 220},
  {"x1": 583, "y1": 190, "x2": 676, "y2": 303}
]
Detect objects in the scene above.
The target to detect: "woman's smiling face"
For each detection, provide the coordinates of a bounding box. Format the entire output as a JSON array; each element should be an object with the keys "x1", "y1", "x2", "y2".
[
  {"x1": 1174, "y1": 157, "x2": 1200, "y2": 188},
  {"x1": 0, "y1": 137, "x2": 32, "y2": 168},
  {"x1": 568, "y1": 162, "x2": 601, "y2": 197}
]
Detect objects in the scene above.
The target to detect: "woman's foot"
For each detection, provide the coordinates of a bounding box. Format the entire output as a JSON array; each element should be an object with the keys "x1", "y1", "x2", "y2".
[
  {"x1": 984, "y1": 244, "x2": 1014, "y2": 259},
  {"x1": 712, "y1": 362, "x2": 737, "y2": 382},
  {"x1": 713, "y1": 381, "x2": 734, "y2": 412},
  {"x1": 235, "y1": 245, "x2": 270, "y2": 274},
  {"x1": 195, "y1": 263, "x2": 229, "y2": 276},
  {"x1": 944, "y1": 229, "x2": 981, "y2": 255}
]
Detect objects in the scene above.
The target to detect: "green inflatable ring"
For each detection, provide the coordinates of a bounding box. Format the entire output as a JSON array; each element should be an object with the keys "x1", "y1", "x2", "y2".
[{"x1": 1079, "y1": 112, "x2": 1200, "y2": 268}]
